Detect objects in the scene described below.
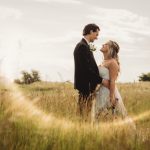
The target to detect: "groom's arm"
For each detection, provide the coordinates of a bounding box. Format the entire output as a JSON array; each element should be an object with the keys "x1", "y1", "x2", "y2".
[
  {"x1": 102, "y1": 79, "x2": 110, "y2": 89},
  {"x1": 95, "y1": 79, "x2": 109, "y2": 92}
]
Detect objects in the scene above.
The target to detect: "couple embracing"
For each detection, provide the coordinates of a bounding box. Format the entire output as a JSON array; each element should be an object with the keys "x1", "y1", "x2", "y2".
[{"x1": 74, "y1": 23, "x2": 127, "y2": 122}]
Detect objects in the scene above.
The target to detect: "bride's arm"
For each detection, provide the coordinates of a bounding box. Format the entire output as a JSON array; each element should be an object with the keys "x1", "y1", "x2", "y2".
[{"x1": 108, "y1": 60, "x2": 119, "y2": 106}]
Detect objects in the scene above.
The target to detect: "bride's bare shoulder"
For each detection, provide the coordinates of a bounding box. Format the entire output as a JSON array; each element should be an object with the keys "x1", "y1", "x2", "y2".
[
  {"x1": 110, "y1": 59, "x2": 118, "y2": 64},
  {"x1": 108, "y1": 59, "x2": 119, "y2": 68}
]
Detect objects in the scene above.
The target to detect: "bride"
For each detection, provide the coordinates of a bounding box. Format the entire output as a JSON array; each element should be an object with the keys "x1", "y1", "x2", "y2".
[{"x1": 92, "y1": 40, "x2": 128, "y2": 121}]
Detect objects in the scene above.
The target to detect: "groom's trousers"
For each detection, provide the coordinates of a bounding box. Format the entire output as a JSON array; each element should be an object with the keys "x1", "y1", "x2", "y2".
[{"x1": 77, "y1": 92, "x2": 93, "y2": 120}]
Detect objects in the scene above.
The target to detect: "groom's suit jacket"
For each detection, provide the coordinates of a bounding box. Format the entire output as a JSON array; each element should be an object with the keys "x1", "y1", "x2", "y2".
[{"x1": 74, "y1": 38, "x2": 102, "y2": 96}]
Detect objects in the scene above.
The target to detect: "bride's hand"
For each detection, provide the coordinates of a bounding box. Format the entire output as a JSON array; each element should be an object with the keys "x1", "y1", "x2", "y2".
[{"x1": 110, "y1": 97, "x2": 117, "y2": 107}]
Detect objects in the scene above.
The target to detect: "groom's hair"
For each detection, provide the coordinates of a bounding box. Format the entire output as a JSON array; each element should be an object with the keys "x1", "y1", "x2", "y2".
[{"x1": 83, "y1": 23, "x2": 100, "y2": 36}]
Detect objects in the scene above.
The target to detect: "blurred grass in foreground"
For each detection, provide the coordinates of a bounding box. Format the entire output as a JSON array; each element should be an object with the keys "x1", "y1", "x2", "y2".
[{"x1": 0, "y1": 80, "x2": 150, "y2": 150}]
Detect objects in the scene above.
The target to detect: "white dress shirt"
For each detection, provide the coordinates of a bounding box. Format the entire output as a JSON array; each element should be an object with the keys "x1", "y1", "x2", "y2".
[{"x1": 83, "y1": 37, "x2": 90, "y2": 45}]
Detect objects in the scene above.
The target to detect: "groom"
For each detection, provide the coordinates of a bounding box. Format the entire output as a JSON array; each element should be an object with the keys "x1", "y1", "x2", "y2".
[{"x1": 74, "y1": 23, "x2": 108, "y2": 118}]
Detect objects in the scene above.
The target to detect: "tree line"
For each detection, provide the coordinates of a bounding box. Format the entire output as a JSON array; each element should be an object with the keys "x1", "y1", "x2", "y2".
[
  {"x1": 14, "y1": 70, "x2": 41, "y2": 84},
  {"x1": 14, "y1": 70, "x2": 150, "y2": 84}
]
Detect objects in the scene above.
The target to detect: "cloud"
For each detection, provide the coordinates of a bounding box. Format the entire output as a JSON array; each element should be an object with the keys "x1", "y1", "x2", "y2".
[
  {"x1": 87, "y1": 7, "x2": 150, "y2": 43},
  {"x1": 0, "y1": 6, "x2": 22, "y2": 20},
  {"x1": 21, "y1": 31, "x2": 80, "y2": 50},
  {"x1": 34, "y1": 0, "x2": 82, "y2": 5},
  {"x1": 37, "y1": 31, "x2": 80, "y2": 44}
]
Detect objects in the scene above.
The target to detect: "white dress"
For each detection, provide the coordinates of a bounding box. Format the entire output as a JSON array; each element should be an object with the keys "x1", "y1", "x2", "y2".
[
  {"x1": 92, "y1": 66, "x2": 136, "y2": 130},
  {"x1": 92, "y1": 66, "x2": 128, "y2": 120}
]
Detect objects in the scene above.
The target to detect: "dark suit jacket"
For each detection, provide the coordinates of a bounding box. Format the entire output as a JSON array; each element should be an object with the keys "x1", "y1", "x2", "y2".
[{"x1": 74, "y1": 38, "x2": 102, "y2": 96}]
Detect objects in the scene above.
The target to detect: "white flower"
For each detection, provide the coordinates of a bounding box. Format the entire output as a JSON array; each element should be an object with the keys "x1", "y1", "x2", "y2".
[{"x1": 89, "y1": 44, "x2": 96, "y2": 51}]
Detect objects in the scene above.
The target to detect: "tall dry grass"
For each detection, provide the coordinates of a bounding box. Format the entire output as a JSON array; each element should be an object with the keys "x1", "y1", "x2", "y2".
[{"x1": 0, "y1": 80, "x2": 150, "y2": 150}]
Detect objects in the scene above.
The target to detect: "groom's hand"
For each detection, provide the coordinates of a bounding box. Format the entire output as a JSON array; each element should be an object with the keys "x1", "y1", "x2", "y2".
[
  {"x1": 102, "y1": 79, "x2": 109, "y2": 89},
  {"x1": 95, "y1": 84, "x2": 101, "y2": 92}
]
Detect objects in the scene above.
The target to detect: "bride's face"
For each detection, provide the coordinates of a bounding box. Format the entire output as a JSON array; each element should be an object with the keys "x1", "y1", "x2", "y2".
[{"x1": 100, "y1": 42, "x2": 110, "y2": 53}]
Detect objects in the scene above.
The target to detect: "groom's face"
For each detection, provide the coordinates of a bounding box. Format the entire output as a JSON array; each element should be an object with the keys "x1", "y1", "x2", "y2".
[{"x1": 89, "y1": 29, "x2": 99, "y2": 42}]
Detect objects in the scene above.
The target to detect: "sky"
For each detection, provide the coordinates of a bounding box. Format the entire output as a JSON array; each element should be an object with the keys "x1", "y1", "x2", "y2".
[{"x1": 0, "y1": 0, "x2": 150, "y2": 82}]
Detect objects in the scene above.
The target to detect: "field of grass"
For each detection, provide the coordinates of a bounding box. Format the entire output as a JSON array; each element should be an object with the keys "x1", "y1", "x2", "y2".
[{"x1": 0, "y1": 79, "x2": 150, "y2": 150}]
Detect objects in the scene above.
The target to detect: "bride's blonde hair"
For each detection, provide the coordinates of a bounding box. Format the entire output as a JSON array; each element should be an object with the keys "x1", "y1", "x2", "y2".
[
  {"x1": 108, "y1": 40, "x2": 120, "y2": 71},
  {"x1": 109, "y1": 40, "x2": 120, "y2": 72}
]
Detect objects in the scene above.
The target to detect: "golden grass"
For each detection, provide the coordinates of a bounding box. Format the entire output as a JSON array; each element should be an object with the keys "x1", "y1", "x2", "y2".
[{"x1": 0, "y1": 80, "x2": 150, "y2": 150}]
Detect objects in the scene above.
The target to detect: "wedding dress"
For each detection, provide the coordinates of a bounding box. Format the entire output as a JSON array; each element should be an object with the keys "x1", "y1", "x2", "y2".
[{"x1": 92, "y1": 66, "x2": 128, "y2": 120}]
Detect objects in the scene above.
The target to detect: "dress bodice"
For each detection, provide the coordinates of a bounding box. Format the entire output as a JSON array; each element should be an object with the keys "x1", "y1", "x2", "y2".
[{"x1": 98, "y1": 66, "x2": 109, "y2": 80}]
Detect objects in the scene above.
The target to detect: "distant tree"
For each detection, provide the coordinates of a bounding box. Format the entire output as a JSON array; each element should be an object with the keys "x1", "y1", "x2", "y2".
[
  {"x1": 14, "y1": 79, "x2": 22, "y2": 84},
  {"x1": 139, "y1": 72, "x2": 150, "y2": 81},
  {"x1": 14, "y1": 70, "x2": 41, "y2": 84},
  {"x1": 31, "y1": 70, "x2": 41, "y2": 82},
  {"x1": 21, "y1": 71, "x2": 33, "y2": 84}
]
